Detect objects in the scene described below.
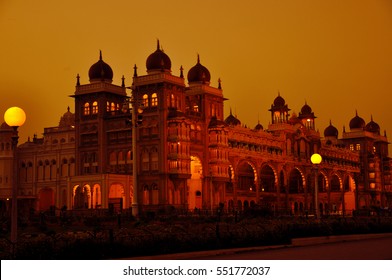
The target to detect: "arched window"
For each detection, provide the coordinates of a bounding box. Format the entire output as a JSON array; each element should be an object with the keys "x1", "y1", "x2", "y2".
[
  {"x1": 143, "y1": 94, "x2": 149, "y2": 107},
  {"x1": 92, "y1": 101, "x2": 98, "y2": 114},
  {"x1": 106, "y1": 102, "x2": 110, "y2": 112},
  {"x1": 151, "y1": 93, "x2": 158, "y2": 107},
  {"x1": 83, "y1": 103, "x2": 90, "y2": 115},
  {"x1": 111, "y1": 102, "x2": 116, "y2": 111}
]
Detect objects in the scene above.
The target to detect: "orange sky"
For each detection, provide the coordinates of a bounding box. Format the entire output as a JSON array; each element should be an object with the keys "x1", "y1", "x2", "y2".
[{"x1": 1, "y1": 0, "x2": 392, "y2": 143}]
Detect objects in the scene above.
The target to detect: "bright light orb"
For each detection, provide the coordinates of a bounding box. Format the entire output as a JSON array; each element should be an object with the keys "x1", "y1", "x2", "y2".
[
  {"x1": 311, "y1": 153, "x2": 322, "y2": 165},
  {"x1": 4, "y1": 107, "x2": 26, "y2": 127}
]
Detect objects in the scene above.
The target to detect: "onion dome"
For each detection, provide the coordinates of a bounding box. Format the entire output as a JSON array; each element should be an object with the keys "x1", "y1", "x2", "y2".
[
  {"x1": 146, "y1": 40, "x2": 172, "y2": 73},
  {"x1": 254, "y1": 122, "x2": 263, "y2": 131},
  {"x1": 349, "y1": 111, "x2": 365, "y2": 130},
  {"x1": 187, "y1": 54, "x2": 211, "y2": 84},
  {"x1": 273, "y1": 93, "x2": 285, "y2": 107},
  {"x1": 88, "y1": 51, "x2": 113, "y2": 83},
  {"x1": 300, "y1": 103, "x2": 312, "y2": 115},
  {"x1": 365, "y1": 115, "x2": 380, "y2": 135},
  {"x1": 324, "y1": 120, "x2": 338, "y2": 137},
  {"x1": 225, "y1": 109, "x2": 241, "y2": 126},
  {"x1": 59, "y1": 107, "x2": 75, "y2": 128}
]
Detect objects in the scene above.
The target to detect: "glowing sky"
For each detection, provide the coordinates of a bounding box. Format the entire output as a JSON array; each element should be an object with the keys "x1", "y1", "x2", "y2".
[{"x1": 1, "y1": 0, "x2": 392, "y2": 143}]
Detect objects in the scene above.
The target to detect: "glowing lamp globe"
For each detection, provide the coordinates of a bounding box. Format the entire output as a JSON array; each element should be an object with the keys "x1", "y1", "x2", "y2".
[
  {"x1": 4, "y1": 107, "x2": 26, "y2": 127},
  {"x1": 311, "y1": 153, "x2": 322, "y2": 165}
]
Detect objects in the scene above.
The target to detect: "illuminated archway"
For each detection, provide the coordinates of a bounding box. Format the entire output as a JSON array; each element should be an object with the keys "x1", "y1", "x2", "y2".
[
  {"x1": 330, "y1": 174, "x2": 341, "y2": 192},
  {"x1": 73, "y1": 184, "x2": 91, "y2": 209},
  {"x1": 187, "y1": 155, "x2": 203, "y2": 209},
  {"x1": 92, "y1": 184, "x2": 102, "y2": 208},
  {"x1": 288, "y1": 168, "x2": 305, "y2": 193},
  {"x1": 343, "y1": 174, "x2": 356, "y2": 213},
  {"x1": 109, "y1": 183, "x2": 125, "y2": 211},
  {"x1": 260, "y1": 164, "x2": 276, "y2": 192},
  {"x1": 237, "y1": 161, "x2": 257, "y2": 192}
]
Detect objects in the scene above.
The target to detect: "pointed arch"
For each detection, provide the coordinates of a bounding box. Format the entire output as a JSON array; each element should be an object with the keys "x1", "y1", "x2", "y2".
[
  {"x1": 288, "y1": 167, "x2": 305, "y2": 193},
  {"x1": 260, "y1": 163, "x2": 277, "y2": 192}
]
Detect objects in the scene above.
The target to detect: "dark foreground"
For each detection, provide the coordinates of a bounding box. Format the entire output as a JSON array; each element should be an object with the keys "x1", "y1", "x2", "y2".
[{"x1": 1, "y1": 213, "x2": 392, "y2": 259}]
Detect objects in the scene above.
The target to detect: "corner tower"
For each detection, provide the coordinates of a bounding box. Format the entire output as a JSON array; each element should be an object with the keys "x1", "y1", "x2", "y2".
[{"x1": 71, "y1": 51, "x2": 128, "y2": 176}]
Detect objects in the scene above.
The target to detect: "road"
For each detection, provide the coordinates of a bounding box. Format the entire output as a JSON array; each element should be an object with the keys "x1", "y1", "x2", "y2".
[{"x1": 191, "y1": 236, "x2": 392, "y2": 260}]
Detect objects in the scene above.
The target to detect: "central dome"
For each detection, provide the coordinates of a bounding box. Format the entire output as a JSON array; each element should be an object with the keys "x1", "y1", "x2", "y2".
[
  {"x1": 349, "y1": 111, "x2": 365, "y2": 130},
  {"x1": 146, "y1": 40, "x2": 172, "y2": 73},
  {"x1": 187, "y1": 55, "x2": 211, "y2": 84}
]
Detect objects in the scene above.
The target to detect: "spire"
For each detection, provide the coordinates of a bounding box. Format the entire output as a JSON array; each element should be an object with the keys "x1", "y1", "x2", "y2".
[
  {"x1": 218, "y1": 78, "x2": 222, "y2": 89},
  {"x1": 133, "y1": 64, "x2": 138, "y2": 77},
  {"x1": 76, "y1": 74, "x2": 80, "y2": 86},
  {"x1": 157, "y1": 39, "x2": 160, "y2": 50},
  {"x1": 371, "y1": 114, "x2": 373, "y2": 121},
  {"x1": 180, "y1": 65, "x2": 184, "y2": 78},
  {"x1": 67, "y1": 106, "x2": 70, "y2": 112},
  {"x1": 329, "y1": 119, "x2": 332, "y2": 125},
  {"x1": 197, "y1": 53, "x2": 200, "y2": 64},
  {"x1": 121, "y1": 75, "x2": 125, "y2": 87},
  {"x1": 355, "y1": 109, "x2": 358, "y2": 116},
  {"x1": 99, "y1": 50, "x2": 102, "y2": 60}
]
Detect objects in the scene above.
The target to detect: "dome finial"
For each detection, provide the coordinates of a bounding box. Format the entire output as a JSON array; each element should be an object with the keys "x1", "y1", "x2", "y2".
[
  {"x1": 218, "y1": 78, "x2": 222, "y2": 89},
  {"x1": 371, "y1": 114, "x2": 373, "y2": 121},
  {"x1": 67, "y1": 106, "x2": 70, "y2": 112},
  {"x1": 230, "y1": 107, "x2": 233, "y2": 115},
  {"x1": 157, "y1": 39, "x2": 160, "y2": 50},
  {"x1": 76, "y1": 73, "x2": 80, "y2": 86},
  {"x1": 197, "y1": 53, "x2": 200, "y2": 64},
  {"x1": 133, "y1": 64, "x2": 138, "y2": 77},
  {"x1": 355, "y1": 109, "x2": 358, "y2": 116},
  {"x1": 99, "y1": 50, "x2": 102, "y2": 60},
  {"x1": 121, "y1": 75, "x2": 125, "y2": 87},
  {"x1": 180, "y1": 65, "x2": 184, "y2": 78},
  {"x1": 329, "y1": 119, "x2": 332, "y2": 125}
]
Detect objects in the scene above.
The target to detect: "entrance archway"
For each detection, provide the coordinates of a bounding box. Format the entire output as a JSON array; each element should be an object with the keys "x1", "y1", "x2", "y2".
[
  {"x1": 237, "y1": 161, "x2": 256, "y2": 192},
  {"x1": 260, "y1": 165, "x2": 276, "y2": 192},
  {"x1": 187, "y1": 156, "x2": 203, "y2": 210},
  {"x1": 73, "y1": 185, "x2": 90, "y2": 209},
  {"x1": 289, "y1": 168, "x2": 304, "y2": 193},
  {"x1": 109, "y1": 183, "x2": 125, "y2": 212}
]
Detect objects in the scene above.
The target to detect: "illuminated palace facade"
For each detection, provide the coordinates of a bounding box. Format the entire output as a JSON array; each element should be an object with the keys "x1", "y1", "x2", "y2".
[{"x1": 1, "y1": 43, "x2": 391, "y2": 216}]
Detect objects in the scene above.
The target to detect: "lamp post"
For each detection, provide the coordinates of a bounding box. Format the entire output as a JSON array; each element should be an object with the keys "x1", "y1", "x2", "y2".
[
  {"x1": 311, "y1": 153, "x2": 322, "y2": 220},
  {"x1": 124, "y1": 89, "x2": 143, "y2": 218},
  {"x1": 4, "y1": 107, "x2": 26, "y2": 254}
]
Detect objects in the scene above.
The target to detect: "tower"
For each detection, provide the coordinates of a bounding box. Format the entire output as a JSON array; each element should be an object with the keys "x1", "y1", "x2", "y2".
[
  {"x1": 132, "y1": 41, "x2": 190, "y2": 210},
  {"x1": 71, "y1": 51, "x2": 128, "y2": 176}
]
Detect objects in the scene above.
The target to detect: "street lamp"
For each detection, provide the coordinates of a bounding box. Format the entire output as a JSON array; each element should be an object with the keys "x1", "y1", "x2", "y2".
[
  {"x1": 311, "y1": 153, "x2": 322, "y2": 220},
  {"x1": 4, "y1": 106, "x2": 26, "y2": 254},
  {"x1": 123, "y1": 89, "x2": 143, "y2": 218}
]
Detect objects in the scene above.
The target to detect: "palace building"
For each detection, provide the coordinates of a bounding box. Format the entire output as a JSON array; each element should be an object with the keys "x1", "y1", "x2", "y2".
[{"x1": 1, "y1": 42, "x2": 391, "y2": 216}]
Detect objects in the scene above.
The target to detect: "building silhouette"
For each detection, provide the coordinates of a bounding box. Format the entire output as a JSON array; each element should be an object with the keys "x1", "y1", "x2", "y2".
[{"x1": 0, "y1": 42, "x2": 391, "y2": 216}]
